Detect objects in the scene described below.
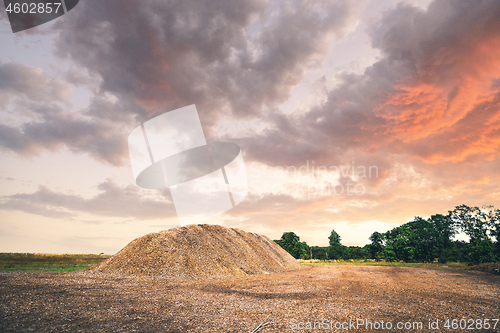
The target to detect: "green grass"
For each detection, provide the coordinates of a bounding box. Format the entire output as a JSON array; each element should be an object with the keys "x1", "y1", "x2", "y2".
[
  {"x1": 298, "y1": 259, "x2": 469, "y2": 270},
  {"x1": 0, "y1": 253, "x2": 111, "y2": 273},
  {"x1": 0, "y1": 253, "x2": 471, "y2": 274}
]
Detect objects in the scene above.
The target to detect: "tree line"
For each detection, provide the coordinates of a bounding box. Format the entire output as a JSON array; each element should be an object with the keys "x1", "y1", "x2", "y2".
[{"x1": 273, "y1": 205, "x2": 500, "y2": 263}]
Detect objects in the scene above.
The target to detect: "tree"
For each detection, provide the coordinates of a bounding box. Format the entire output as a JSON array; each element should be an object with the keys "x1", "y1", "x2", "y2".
[
  {"x1": 429, "y1": 214, "x2": 455, "y2": 263},
  {"x1": 327, "y1": 229, "x2": 343, "y2": 259},
  {"x1": 328, "y1": 230, "x2": 341, "y2": 246},
  {"x1": 379, "y1": 214, "x2": 458, "y2": 263},
  {"x1": 449, "y1": 205, "x2": 496, "y2": 263},
  {"x1": 311, "y1": 246, "x2": 329, "y2": 260},
  {"x1": 281, "y1": 231, "x2": 300, "y2": 244},
  {"x1": 345, "y1": 246, "x2": 368, "y2": 260},
  {"x1": 383, "y1": 226, "x2": 410, "y2": 262},
  {"x1": 274, "y1": 232, "x2": 309, "y2": 259},
  {"x1": 369, "y1": 232, "x2": 384, "y2": 259},
  {"x1": 483, "y1": 206, "x2": 500, "y2": 261},
  {"x1": 273, "y1": 203, "x2": 499, "y2": 264},
  {"x1": 299, "y1": 241, "x2": 311, "y2": 260}
]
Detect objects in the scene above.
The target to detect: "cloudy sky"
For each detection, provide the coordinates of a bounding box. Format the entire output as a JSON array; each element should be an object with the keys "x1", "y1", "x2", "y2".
[{"x1": 1, "y1": 0, "x2": 500, "y2": 254}]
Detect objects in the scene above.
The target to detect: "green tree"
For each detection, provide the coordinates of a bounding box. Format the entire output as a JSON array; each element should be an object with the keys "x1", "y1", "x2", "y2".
[
  {"x1": 345, "y1": 246, "x2": 368, "y2": 260},
  {"x1": 273, "y1": 204, "x2": 499, "y2": 264},
  {"x1": 381, "y1": 215, "x2": 457, "y2": 263},
  {"x1": 327, "y1": 229, "x2": 343, "y2": 259},
  {"x1": 274, "y1": 232, "x2": 309, "y2": 259},
  {"x1": 429, "y1": 214, "x2": 455, "y2": 263},
  {"x1": 449, "y1": 205, "x2": 496, "y2": 263},
  {"x1": 311, "y1": 246, "x2": 329, "y2": 260},
  {"x1": 483, "y1": 206, "x2": 500, "y2": 261},
  {"x1": 369, "y1": 231, "x2": 384, "y2": 259},
  {"x1": 328, "y1": 230, "x2": 341, "y2": 246}
]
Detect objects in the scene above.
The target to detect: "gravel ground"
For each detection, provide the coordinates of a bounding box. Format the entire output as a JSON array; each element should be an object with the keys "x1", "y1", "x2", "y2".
[{"x1": 1, "y1": 265, "x2": 499, "y2": 332}]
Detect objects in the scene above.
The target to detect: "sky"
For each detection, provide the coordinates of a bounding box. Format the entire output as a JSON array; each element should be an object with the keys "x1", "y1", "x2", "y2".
[{"x1": 1, "y1": 0, "x2": 500, "y2": 254}]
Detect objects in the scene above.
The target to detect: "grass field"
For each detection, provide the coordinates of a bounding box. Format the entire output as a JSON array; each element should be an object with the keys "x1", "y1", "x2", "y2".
[
  {"x1": 0, "y1": 253, "x2": 111, "y2": 273},
  {"x1": 298, "y1": 259, "x2": 470, "y2": 269},
  {"x1": 0, "y1": 254, "x2": 482, "y2": 274}
]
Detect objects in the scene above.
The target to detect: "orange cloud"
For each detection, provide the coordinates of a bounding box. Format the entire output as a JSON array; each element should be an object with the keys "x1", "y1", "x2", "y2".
[{"x1": 375, "y1": 35, "x2": 500, "y2": 164}]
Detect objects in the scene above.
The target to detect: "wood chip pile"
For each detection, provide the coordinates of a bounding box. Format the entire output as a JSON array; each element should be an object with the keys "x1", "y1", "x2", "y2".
[{"x1": 86, "y1": 224, "x2": 301, "y2": 278}]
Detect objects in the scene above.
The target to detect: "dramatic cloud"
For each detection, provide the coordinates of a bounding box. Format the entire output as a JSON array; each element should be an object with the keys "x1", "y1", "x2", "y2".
[
  {"x1": 0, "y1": 62, "x2": 133, "y2": 164},
  {"x1": 2, "y1": 0, "x2": 500, "y2": 248},
  {"x1": 219, "y1": 0, "x2": 500, "y2": 235},
  {"x1": 0, "y1": 62, "x2": 70, "y2": 103},
  {"x1": 55, "y1": 0, "x2": 359, "y2": 125},
  {"x1": 0, "y1": 180, "x2": 176, "y2": 220},
  {"x1": 236, "y1": 0, "x2": 500, "y2": 174},
  {"x1": 4, "y1": 0, "x2": 499, "y2": 170},
  {"x1": 0, "y1": 0, "x2": 361, "y2": 166},
  {"x1": 0, "y1": 97, "x2": 129, "y2": 165}
]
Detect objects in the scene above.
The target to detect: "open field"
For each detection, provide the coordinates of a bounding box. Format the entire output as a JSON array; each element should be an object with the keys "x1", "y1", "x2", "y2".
[
  {"x1": 299, "y1": 260, "x2": 500, "y2": 276},
  {"x1": 0, "y1": 253, "x2": 111, "y2": 273},
  {"x1": 0, "y1": 253, "x2": 482, "y2": 273},
  {"x1": 1, "y1": 265, "x2": 499, "y2": 332},
  {"x1": 298, "y1": 259, "x2": 470, "y2": 269}
]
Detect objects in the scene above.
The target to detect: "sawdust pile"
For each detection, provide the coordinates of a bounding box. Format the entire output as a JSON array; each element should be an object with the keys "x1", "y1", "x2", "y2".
[{"x1": 87, "y1": 224, "x2": 301, "y2": 278}]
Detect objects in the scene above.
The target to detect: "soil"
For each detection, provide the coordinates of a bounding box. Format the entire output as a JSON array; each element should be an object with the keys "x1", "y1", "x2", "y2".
[{"x1": 1, "y1": 265, "x2": 499, "y2": 332}]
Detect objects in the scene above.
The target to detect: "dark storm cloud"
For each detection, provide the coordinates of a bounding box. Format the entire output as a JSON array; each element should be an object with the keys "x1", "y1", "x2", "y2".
[
  {"x1": 0, "y1": 62, "x2": 70, "y2": 101},
  {"x1": 3, "y1": 0, "x2": 500, "y2": 231},
  {"x1": 0, "y1": 62, "x2": 134, "y2": 165},
  {"x1": 63, "y1": 67, "x2": 99, "y2": 88},
  {"x1": 83, "y1": 96, "x2": 139, "y2": 124},
  {"x1": 1, "y1": 0, "x2": 360, "y2": 167},
  {"x1": 212, "y1": 0, "x2": 357, "y2": 117},
  {"x1": 0, "y1": 100, "x2": 129, "y2": 165},
  {"x1": 235, "y1": 0, "x2": 500, "y2": 171},
  {"x1": 0, "y1": 180, "x2": 176, "y2": 220},
  {"x1": 55, "y1": 0, "x2": 358, "y2": 125},
  {"x1": 4, "y1": 0, "x2": 498, "y2": 172}
]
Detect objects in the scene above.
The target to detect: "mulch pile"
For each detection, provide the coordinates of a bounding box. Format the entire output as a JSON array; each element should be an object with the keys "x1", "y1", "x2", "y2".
[{"x1": 84, "y1": 224, "x2": 301, "y2": 278}]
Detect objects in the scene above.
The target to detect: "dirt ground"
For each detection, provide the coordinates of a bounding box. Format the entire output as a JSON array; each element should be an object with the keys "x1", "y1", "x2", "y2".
[{"x1": 1, "y1": 265, "x2": 499, "y2": 332}]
